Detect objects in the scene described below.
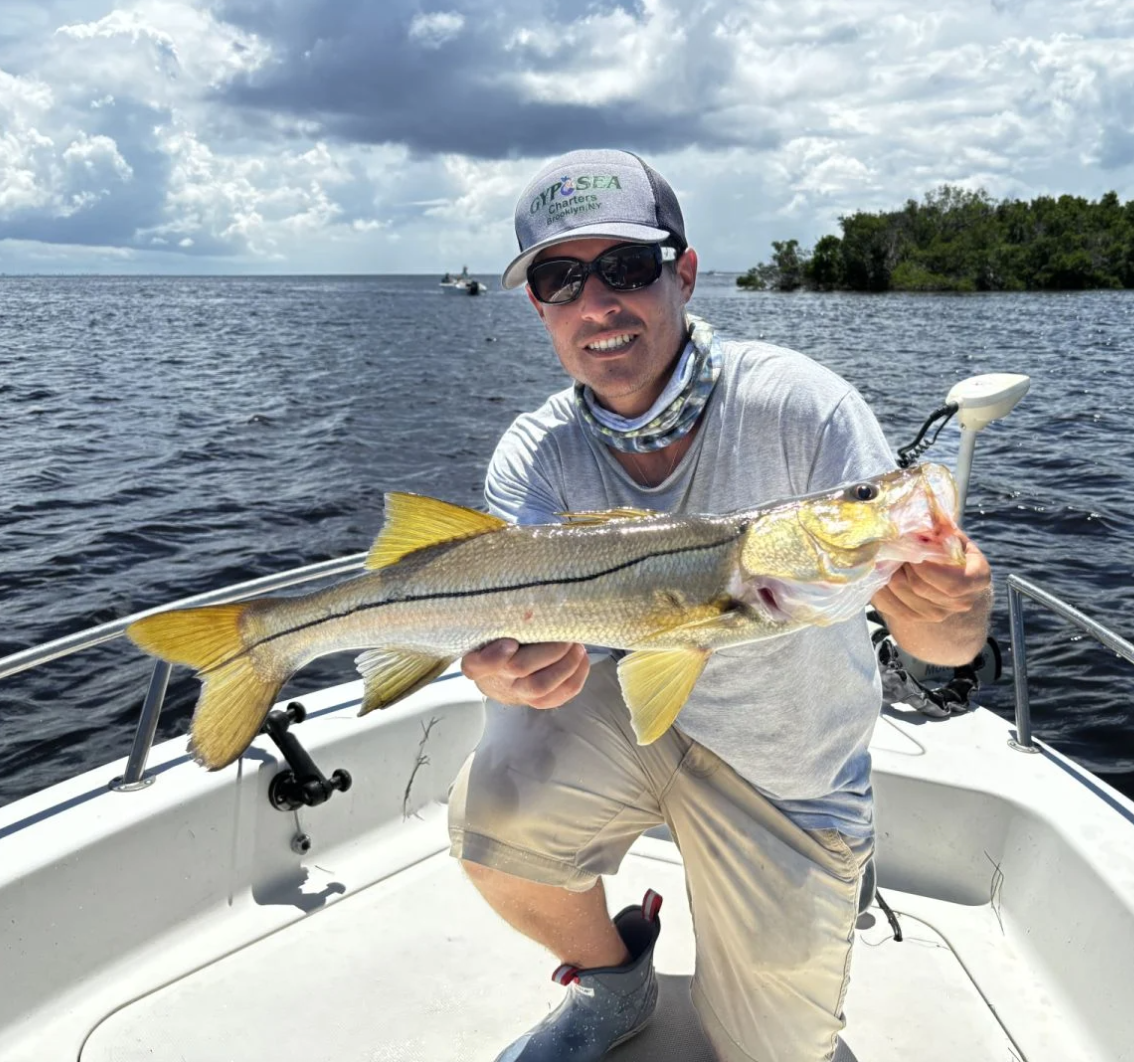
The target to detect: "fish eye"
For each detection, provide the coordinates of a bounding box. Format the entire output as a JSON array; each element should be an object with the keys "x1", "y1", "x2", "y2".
[{"x1": 846, "y1": 483, "x2": 878, "y2": 502}]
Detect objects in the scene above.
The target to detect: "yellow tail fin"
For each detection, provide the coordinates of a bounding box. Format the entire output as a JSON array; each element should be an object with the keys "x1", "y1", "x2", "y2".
[
  {"x1": 127, "y1": 603, "x2": 283, "y2": 770},
  {"x1": 127, "y1": 604, "x2": 248, "y2": 670}
]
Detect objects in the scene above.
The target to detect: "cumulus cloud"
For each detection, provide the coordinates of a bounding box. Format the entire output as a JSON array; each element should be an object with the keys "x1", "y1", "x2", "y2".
[
  {"x1": 0, "y1": 0, "x2": 1132, "y2": 272},
  {"x1": 408, "y1": 11, "x2": 467, "y2": 49}
]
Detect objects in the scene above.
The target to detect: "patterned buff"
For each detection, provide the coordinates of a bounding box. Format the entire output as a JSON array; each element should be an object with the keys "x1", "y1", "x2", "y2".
[{"x1": 574, "y1": 314, "x2": 722, "y2": 454}]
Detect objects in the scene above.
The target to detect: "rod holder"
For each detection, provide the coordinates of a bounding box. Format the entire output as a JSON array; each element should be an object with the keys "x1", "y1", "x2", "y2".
[{"x1": 263, "y1": 702, "x2": 352, "y2": 811}]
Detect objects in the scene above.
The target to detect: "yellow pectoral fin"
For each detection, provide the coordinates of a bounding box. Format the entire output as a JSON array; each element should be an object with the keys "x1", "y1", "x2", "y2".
[
  {"x1": 355, "y1": 648, "x2": 453, "y2": 714},
  {"x1": 366, "y1": 493, "x2": 507, "y2": 570},
  {"x1": 557, "y1": 507, "x2": 659, "y2": 525},
  {"x1": 617, "y1": 647, "x2": 711, "y2": 746}
]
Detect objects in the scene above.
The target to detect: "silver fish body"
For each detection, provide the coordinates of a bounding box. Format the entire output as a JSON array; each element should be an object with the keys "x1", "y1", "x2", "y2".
[{"x1": 128, "y1": 463, "x2": 963, "y2": 769}]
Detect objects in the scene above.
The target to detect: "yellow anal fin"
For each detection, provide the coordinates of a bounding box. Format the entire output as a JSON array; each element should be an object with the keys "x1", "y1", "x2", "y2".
[
  {"x1": 558, "y1": 507, "x2": 659, "y2": 525},
  {"x1": 188, "y1": 655, "x2": 284, "y2": 771},
  {"x1": 617, "y1": 647, "x2": 711, "y2": 745},
  {"x1": 366, "y1": 493, "x2": 507, "y2": 570},
  {"x1": 355, "y1": 648, "x2": 453, "y2": 715}
]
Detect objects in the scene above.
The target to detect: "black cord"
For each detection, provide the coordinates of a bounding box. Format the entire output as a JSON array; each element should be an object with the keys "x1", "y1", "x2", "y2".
[
  {"x1": 896, "y1": 402, "x2": 959, "y2": 468},
  {"x1": 875, "y1": 890, "x2": 904, "y2": 942}
]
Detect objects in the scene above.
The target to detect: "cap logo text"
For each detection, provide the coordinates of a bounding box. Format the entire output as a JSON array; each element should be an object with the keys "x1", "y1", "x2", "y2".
[{"x1": 529, "y1": 174, "x2": 623, "y2": 215}]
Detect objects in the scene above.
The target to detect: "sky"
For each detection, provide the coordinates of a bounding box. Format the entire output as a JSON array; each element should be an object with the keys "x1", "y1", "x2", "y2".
[{"x1": 1, "y1": 0, "x2": 1132, "y2": 275}]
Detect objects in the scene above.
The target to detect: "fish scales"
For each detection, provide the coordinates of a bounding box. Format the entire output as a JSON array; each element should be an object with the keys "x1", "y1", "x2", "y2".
[{"x1": 245, "y1": 514, "x2": 749, "y2": 666}]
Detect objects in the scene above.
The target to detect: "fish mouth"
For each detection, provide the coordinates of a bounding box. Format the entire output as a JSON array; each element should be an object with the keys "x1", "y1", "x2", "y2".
[{"x1": 882, "y1": 464, "x2": 965, "y2": 566}]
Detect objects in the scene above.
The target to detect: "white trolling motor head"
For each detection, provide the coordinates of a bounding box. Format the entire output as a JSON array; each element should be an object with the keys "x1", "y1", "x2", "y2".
[
  {"x1": 946, "y1": 373, "x2": 1031, "y2": 432},
  {"x1": 947, "y1": 372, "x2": 1031, "y2": 523}
]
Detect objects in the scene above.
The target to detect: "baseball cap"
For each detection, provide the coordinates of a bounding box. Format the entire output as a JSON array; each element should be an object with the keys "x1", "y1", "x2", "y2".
[{"x1": 501, "y1": 148, "x2": 687, "y2": 290}]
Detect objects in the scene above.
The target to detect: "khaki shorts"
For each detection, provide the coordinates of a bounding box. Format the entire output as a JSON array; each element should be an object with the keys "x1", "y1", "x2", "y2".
[{"x1": 448, "y1": 656, "x2": 871, "y2": 1062}]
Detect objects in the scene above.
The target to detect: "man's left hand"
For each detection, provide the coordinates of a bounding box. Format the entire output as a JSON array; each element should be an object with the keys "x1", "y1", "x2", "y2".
[{"x1": 873, "y1": 532, "x2": 991, "y2": 624}]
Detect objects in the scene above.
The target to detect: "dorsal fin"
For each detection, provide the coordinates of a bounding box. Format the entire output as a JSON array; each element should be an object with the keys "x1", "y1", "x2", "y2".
[
  {"x1": 558, "y1": 507, "x2": 659, "y2": 526},
  {"x1": 366, "y1": 492, "x2": 507, "y2": 570}
]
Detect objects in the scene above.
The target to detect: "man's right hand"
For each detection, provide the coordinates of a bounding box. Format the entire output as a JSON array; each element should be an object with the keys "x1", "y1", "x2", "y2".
[{"x1": 461, "y1": 640, "x2": 590, "y2": 709}]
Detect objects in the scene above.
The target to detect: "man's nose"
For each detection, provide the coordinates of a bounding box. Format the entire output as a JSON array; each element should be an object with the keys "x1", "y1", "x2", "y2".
[{"x1": 575, "y1": 272, "x2": 621, "y2": 318}]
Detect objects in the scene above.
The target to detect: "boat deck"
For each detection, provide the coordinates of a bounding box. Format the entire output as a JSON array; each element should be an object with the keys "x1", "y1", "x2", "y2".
[{"x1": 81, "y1": 816, "x2": 1018, "y2": 1062}]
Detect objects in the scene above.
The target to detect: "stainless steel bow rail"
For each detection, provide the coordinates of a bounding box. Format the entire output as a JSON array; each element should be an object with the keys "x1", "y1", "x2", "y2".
[
  {"x1": 0, "y1": 552, "x2": 367, "y2": 789},
  {"x1": 1006, "y1": 574, "x2": 1134, "y2": 753}
]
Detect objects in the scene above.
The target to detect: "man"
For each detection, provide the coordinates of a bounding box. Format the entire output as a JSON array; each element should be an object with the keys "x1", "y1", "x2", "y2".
[{"x1": 447, "y1": 149, "x2": 992, "y2": 1062}]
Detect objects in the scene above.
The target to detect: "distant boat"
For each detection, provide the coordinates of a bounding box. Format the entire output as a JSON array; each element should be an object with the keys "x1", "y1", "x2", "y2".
[{"x1": 440, "y1": 266, "x2": 485, "y2": 296}]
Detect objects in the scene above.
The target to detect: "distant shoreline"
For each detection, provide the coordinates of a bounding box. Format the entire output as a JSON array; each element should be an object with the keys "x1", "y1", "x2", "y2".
[{"x1": 738, "y1": 186, "x2": 1134, "y2": 294}]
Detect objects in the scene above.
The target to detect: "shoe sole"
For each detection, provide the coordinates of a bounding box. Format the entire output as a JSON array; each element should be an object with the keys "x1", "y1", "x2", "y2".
[{"x1": 608, "y1": 1011, "x2": 655, "y2": 1051}]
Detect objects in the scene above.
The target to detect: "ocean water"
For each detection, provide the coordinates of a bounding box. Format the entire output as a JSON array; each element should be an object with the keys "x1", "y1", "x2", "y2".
[{"x1": 1, "y1": 274, "x2": 1132, "y2": 807}]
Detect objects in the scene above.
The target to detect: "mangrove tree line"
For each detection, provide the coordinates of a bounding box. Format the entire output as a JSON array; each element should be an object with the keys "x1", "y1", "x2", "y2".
[{"x1": 738, "y1": 186, "x2": 1134, "y2": 293}]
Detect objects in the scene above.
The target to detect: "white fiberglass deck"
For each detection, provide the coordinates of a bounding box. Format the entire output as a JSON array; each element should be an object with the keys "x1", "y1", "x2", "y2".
[
  {"x1": 80, "y1": 823, "x2": 1019, "y2": 1062},
  {"x1": 4, "y1": 669, "x2": 1134, "y2": 1062}
]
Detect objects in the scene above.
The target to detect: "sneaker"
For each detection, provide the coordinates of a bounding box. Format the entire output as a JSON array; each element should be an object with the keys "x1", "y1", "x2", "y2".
[{"x1": 493, "y1": 889, "x2": 663, "y2": 1062}]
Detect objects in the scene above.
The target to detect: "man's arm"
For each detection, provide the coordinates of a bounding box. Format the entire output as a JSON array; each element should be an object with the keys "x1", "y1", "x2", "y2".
[{"x1": 871, "y1": 532, "x2": 993, "y2": 666}]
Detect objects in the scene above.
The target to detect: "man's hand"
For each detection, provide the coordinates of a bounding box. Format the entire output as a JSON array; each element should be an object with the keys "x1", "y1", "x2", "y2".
[
  {"x1": 874, "y1": 533, "x2": 991, "y2": 623},
  {"x1": 872, "y1": 533, "x2": 993, "y2": 665},
  {"x1": 461, "y1": 640, "x2": 590, "y2": 708}
]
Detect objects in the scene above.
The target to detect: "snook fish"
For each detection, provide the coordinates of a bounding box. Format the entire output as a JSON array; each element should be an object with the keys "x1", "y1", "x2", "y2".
[{"x1": 128, "y1": 463, "x2": 964, "y2": 770}]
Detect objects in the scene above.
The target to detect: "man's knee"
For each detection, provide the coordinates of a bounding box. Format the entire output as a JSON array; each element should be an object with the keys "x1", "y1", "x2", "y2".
[
  {"x1": 459, "y1": 858, "x2": 544, "y2": 896},
  {"x1": 459, "y1": 857, "x2": 504, "y2": 889}
]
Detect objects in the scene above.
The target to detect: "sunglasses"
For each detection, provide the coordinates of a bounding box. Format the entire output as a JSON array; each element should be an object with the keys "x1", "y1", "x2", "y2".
[{"x1": 527, "y1": 242, "x2": 679, "y2": 305}]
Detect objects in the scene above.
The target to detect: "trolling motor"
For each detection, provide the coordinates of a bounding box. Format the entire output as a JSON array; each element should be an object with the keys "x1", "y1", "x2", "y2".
[{"x1": 875, "y1": 373, "x2": 1030, "y2": 717}]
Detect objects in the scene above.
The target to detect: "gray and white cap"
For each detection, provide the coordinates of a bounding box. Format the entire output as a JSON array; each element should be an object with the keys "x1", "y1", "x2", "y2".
[{"x1": 501, "y1": 148, "x2": 687, "y2": 289}]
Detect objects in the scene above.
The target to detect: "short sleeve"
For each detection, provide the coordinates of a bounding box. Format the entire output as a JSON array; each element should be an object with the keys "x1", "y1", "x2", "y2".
[
  {"x1": 806, "y1": 388, "x2": 897, "y2": 492},
  {"x1": 483, "y1": 421, "x2": 566, "y2": 525}
]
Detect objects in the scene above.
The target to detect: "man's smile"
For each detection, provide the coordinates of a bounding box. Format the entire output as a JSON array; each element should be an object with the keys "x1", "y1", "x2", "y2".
[{"x1": 583, "y1": 332, "x2": 639, "y2": 354}]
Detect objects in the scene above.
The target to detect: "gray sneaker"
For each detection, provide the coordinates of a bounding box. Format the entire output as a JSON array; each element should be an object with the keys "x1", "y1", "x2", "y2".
[{"x1": 494, "y1": 889, "x2": 663, "y2": 1061}]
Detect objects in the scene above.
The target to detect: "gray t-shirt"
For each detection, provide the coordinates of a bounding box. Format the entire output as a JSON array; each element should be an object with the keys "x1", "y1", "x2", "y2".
[{"x1": 484, "y1": 335, "x2": 896, "y2": 838}]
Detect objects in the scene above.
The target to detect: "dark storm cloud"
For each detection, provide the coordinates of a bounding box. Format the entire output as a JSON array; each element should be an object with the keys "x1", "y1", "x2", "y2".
[{"x1": 212, "y1": 0, "x2": 747, "y2": 158}]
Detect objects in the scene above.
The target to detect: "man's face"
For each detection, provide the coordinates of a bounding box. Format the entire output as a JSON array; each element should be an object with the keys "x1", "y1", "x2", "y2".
[{"x1": 526, "y1": 237, "x2": 699, "y2": 419}]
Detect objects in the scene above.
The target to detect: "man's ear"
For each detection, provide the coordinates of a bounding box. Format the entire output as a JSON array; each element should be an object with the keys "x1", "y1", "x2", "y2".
[
  {"x1": 526, "y1": 284, "x2": 547, "y2": 320},
  {"x1": 676, "y1": 247, "x2": 698, "y2": 302}
]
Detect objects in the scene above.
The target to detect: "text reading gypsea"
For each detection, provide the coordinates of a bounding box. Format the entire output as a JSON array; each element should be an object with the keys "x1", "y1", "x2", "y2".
[{"x1": 530, "y1": 174, "x2": 623, "y2": 219}]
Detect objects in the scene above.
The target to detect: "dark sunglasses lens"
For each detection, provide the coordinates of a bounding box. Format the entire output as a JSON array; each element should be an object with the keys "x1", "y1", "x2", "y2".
[
  {"x1": 598, "y1": 245, "x2": 662, "y2": 290},
  {"x1": 529, "y1": 260, "x2": 584, "y2": 304}
]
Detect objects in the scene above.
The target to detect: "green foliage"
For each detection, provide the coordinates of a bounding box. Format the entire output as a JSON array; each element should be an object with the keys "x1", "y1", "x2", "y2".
[
  {"x1": 736, "y1": 239, "x2": 807, "y2": 291},
  {"x1": 838, "y1": 213, "x2": 897, "y2": 292},
  {"x1": 890, "y1": 262, "x2": 974, "y2": 293},
  {"x1": 736, "y1": 265, "x2": 771, "y2": 289},
  {"x1": 771, "y1": 239, "x2": 805, "y2": 291},
  {"x1": 738, "y1": 186, "x2": 1134, "y2": 293},
  {"x1": 806, "y1": 235, "x2": 844, "y2": 289}
]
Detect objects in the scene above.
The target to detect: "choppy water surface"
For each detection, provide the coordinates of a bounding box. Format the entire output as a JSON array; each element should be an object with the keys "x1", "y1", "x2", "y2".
[{"x1": 1, "y1": 275, "x2": 1132, "y2": 806}]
